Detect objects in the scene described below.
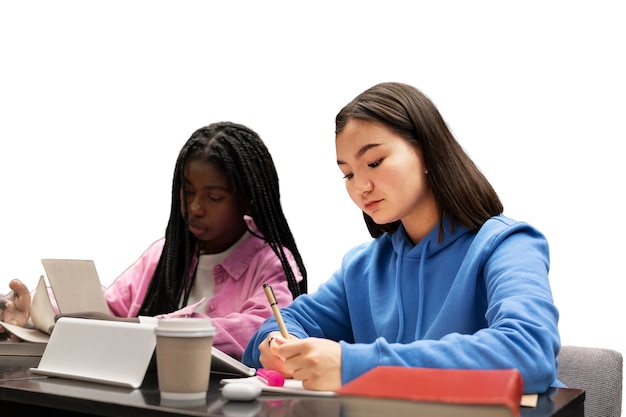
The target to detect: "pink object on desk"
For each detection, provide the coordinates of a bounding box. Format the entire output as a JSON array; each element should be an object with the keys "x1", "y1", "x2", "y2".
[{"x1": 256, "y1": 368, "x2": 285, "y2": 387}]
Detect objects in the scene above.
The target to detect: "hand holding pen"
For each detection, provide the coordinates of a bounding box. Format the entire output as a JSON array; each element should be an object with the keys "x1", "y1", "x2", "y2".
[
  {"x1": 261, "y1": 283, "x2": 342, "y2": 390},
  {"x1": 260, "y1": 284, "x2": 294, "y2": 376}
]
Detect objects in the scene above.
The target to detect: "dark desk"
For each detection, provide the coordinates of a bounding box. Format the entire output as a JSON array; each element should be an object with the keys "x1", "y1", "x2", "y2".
[{"x1": 0, "y1": 355, "x2": 584, "y2": 417}]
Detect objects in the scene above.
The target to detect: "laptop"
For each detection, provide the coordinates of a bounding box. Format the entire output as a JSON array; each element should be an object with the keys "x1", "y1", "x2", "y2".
[{"x1": 41, "y1": 258, "x2": 111, "y2": 316}]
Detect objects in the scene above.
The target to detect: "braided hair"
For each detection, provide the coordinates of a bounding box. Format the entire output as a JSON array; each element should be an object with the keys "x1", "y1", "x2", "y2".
[{"x1": 138, "y1": 122, "x2": 307, "y2": 316}]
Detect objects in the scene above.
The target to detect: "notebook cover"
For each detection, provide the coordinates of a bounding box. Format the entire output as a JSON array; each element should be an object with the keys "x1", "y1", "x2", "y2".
[{"x1": 336, "y1": 366, "x2": 523, "y2": 416}]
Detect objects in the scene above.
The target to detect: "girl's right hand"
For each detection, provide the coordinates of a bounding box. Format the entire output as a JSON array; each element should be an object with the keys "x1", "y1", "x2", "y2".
[
  {"x1": 258, "y1": 331, "x2": 296, "y2": 377},
  {"x1": 0, "y1": 279, "x2": 32, "y2": 336}
]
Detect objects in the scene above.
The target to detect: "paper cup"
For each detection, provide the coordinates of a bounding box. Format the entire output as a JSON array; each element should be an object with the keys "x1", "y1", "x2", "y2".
[{"x1": 154, "y1": 317, "x2": 216, "y2": 400}]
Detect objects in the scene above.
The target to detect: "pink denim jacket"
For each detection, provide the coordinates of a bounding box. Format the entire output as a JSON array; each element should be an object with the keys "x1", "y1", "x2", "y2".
[{"x1": 104, "y1": 218, "x2": 303, "y2": 360}]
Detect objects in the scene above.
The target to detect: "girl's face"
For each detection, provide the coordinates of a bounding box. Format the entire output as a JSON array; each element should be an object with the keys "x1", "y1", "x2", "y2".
[
  {"x1": 180, "y1": 159, "x2": 248, "y2": 254},
  {"x1": 336, "y1": 119, "x2": 438, "y2": 243}
]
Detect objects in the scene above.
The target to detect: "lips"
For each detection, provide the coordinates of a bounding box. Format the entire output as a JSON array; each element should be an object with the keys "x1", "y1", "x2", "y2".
[
  {"x1": 188, "y1": 222, "x2": 207, "y2": 236},
  {"x1": 364, "y1": 199, "x2": 381, "y2": 211}
]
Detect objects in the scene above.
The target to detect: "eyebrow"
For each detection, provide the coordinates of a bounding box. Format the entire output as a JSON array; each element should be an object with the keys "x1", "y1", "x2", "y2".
[
  {"x1": 183, "y1": 178, "x2": 230, "y2": 191},
  {"x1": 337, "y1": 143, "x2": 381, "y2": 165}
]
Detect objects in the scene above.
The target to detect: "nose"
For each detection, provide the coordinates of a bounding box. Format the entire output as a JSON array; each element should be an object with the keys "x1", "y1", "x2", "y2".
[
  {"x1": 355, "y1": 174, "x2": 373, "y2": 194},
  {"x1": 189, "y1": 199, "x2": 204, "y2": 216}
]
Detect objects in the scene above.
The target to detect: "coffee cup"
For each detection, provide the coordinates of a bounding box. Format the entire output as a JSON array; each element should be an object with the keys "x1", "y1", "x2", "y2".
[{"x1": 154, "y1": 317, "x2": 216, "y2": 400}]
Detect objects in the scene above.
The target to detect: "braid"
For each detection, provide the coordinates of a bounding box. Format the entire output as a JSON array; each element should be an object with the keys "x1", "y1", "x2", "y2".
[
  {"x1": 138, "y1": 137, "x2": 198, "y2": 315},
  {"x1": 206, "y1": 122, "x2": 307, "y2": 297},
  {"x1": 138, "y1": 122, "x2": 307, "y2": 317}
]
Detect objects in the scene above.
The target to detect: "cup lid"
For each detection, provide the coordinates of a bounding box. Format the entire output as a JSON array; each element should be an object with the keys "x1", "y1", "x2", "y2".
[{"x1": 154, "y1": 318, "x2": 216, "y2": 337}]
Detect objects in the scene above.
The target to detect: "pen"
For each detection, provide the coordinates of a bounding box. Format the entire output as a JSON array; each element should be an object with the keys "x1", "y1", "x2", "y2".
[{"x1": 263, "y1": 283, "x2": 289, "y2": 339}]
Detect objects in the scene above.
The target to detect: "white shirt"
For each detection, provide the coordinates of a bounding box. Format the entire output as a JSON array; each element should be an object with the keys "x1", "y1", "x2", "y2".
[{"x1": 188, "y1": 231, "x2": 250, "y2": 311}]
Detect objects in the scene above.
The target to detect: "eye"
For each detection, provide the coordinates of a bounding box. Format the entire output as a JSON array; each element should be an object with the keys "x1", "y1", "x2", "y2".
[
  {"x1": 342, "y1": 172, "x2": 354, "y2": 180},
  {"x1": 368, "y1": 159, "x2": 382, "y2": 168}
]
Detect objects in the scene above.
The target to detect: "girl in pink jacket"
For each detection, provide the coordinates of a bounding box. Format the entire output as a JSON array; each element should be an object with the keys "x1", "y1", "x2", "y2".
[{"x1": 1, "y1": 122, "x2": 307, "y2": 361}]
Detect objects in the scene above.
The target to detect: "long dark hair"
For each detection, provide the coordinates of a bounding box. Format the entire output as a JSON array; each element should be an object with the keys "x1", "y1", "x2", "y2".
[
  {"x1": 138, "y1": 122, "x2": 307, "y2": 316},
  {"x1": 335, "y1": 82, "x2": 503, "y2": 240}
]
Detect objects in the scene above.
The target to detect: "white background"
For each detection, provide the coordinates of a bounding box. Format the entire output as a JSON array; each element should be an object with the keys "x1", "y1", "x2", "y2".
[{"x1": 1, "y1": 0, "x2": 624, "y2": 397}]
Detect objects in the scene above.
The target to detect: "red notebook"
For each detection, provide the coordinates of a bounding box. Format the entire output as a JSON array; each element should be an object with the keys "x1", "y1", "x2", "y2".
[{"x1": 336, "y1": 366, "x2": 523, "y2": 417}]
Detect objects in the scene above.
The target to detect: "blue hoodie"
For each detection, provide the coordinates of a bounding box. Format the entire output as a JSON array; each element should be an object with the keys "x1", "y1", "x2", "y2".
[{"x1": 243, "y1": 215, "x2": 562, "y2": 394}]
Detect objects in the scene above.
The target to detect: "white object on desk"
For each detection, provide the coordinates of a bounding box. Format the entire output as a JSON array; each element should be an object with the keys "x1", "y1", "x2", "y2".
[
  {"x1": 221, "y1": 380, "x2": 262, "y2": 401},
  {"x1": 221, "y1": 375, "x2": 336, "y2": 397},
  {"x1": 29, "y1": 317, "x2": 157, "y2": 388}
]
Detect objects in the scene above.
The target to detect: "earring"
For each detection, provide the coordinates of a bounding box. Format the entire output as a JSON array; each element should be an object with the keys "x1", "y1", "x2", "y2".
[{"x1": 425, "y1": 169, "x2": 429, "y2": 174}]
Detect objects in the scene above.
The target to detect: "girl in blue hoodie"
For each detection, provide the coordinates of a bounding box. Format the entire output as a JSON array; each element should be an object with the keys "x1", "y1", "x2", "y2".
[{"x1": 243, "y1": 82, "x2": 562, "y2": 394}]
